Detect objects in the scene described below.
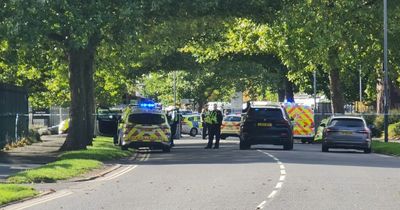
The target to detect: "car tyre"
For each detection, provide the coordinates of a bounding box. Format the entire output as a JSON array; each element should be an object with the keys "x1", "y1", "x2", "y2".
[
  {"x1": 189, "y1": 128, "x2": 198, "y2": 137},
  {"x1": 163, "y1": 146, "x2": 171, "y2": 153},
  {"x1": 301, "y1": 139, "x2": 307, "y2": 144},
  {"x1": 364, "y1": 147, "x2": 372, "y2": 153},
  {"x1": 220, "y1": 135, "x2": 227, "y2": 140},
  {"x1": 283, "y1": 141, "x2": 293, "y2": 150},
  {"x1": 322, "y1": 145, "x2": 329, "y2": 152},
  {"x1": 239, "y1": 141, "x2": 250, "y2": 150}
]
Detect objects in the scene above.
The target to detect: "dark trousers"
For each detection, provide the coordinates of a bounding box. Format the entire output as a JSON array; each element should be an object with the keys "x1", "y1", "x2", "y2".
[
  {"x1": 170, "y1": 124, "x2": 177, "y2": 144},
  {"x1": 207, "y1": 124, "x2": 221, "y2": 148},
  {"x1": 202, "y1": 123, "x2": 208, "y2": 139}
]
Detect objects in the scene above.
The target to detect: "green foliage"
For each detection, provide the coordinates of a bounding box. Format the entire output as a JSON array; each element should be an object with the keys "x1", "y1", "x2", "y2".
[
  {"x1": 388, "y1": 122, "x2": 400, "y2": 139},
  {"x1": 7, "y1": 137, "x2": 133, "y2": 183},
  {"x1": 372, "y1": 141, "x2": 400, "y2": 157},
  {"x1": 0, "y1": 184, "x2": 38, "y2": 205},
  {"x1": 7, "y1": 159, "x2": 102, "y2": 184}
]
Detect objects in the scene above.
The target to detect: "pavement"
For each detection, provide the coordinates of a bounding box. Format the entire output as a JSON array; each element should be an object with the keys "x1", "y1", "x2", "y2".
[
  {"x1": 0, "y1": 135, "x2": 65, "y2": 181},
  {"x1": 3, "y1": 137, "x2": 400, "y2": 210}
]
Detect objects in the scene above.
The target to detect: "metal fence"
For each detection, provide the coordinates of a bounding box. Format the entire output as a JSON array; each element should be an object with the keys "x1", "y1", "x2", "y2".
[{"x1": 0, "y1": 84, "x2": 29, "y2": 149}]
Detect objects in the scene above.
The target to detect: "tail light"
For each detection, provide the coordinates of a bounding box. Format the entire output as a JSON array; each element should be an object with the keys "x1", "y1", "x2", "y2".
[
  {"x1": 276, "y1": 120, "x2": 290, "y2": 127},
  {"x1": 325, "y1": 128, "x2": 337, "y2": 132},
  {"x1": 356, "y1": 128, "x2": 370, "y2": 134}
]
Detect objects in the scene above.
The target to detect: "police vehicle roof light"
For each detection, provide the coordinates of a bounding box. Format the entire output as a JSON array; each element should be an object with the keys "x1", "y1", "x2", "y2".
[{"x1": 139, "y1": 102, "x2": 156, "y2": 108}]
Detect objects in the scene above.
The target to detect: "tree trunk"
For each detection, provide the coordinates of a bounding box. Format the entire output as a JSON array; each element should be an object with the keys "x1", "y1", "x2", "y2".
[
  {"x1": 60, "y1": 46, "x2": 96, "y2": 151},
  {"x1": 285, "y1": 77, "x2": 295, "y2": 103},
  {"x1": 376, "y1": 78, "x2": 384, "y2": 113},
  {"x1": 278, "y1": 88, "x2": 285, "y2": 102},
  {"x1": 327, "y1": 48, "x2": 344, "y2": 114}
]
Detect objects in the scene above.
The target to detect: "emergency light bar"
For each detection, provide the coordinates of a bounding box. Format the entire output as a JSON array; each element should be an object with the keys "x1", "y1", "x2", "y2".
[{"x1": 139, "y1": 103, "x2": 156, "y2": 108}]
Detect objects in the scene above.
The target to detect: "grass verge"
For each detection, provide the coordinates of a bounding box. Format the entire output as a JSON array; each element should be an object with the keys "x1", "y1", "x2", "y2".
[
  {"x1": 0, "y1": 184, "x2": 38, "y2": 205},
  {"x1": 7, "y1": 136, "x2": 133, "y2": 184},
  {"x1": 372, "y1": 140, "x2": 400, "y2": 156}
]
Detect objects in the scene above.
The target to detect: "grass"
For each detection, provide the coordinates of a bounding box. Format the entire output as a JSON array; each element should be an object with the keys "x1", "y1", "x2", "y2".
[
  {"x1": 7, "y1": 136, "x2": 133, "y2": 184},
  {"x1": 372, "y1": 140, "x2": 400, "y2": 156},
  {"x1": 0, "y1": 184, "x2": 38, "y2": 205}
]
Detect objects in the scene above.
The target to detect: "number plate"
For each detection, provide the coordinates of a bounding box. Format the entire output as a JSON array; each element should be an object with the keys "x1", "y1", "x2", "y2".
[
  {"x1": 257, "y1": 122, "x2": 272, "y2": 127},
  {"x1": 341, "y1": 131, "x2": 353, "y2": 135}
]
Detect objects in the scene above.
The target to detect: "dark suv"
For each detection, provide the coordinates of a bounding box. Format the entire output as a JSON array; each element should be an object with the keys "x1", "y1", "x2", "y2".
[{"x1": 240, "y1": 102, "x2": 293, "y2": 150}]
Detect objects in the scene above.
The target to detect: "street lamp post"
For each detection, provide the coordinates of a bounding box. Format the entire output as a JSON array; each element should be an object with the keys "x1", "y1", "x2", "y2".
[
  {"x1": 359, "y1": 65, "x2": 362, "y2": 102},
  {"x1": 383, "y1": 0, "x2": 389, "y2": 143},
  {"x1": 173, "y1": 71, "x2": 177, "y2": 109},
  {"x1": 313, "y1": 70, "x2": 317, "y2": 135}
]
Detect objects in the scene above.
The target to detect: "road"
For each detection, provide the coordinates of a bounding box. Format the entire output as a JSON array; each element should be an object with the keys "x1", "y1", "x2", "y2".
[{"x1": 5, "y1": 137, "x2": 400, "y2": 210}]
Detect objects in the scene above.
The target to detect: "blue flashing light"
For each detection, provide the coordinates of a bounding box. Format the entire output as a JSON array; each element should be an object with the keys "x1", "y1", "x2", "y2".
[{"x1": 139, "y1": 102, "x2": 156, "y2": 108}]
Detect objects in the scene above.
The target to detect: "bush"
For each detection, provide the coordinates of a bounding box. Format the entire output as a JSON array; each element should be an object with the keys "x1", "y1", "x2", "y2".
[
  {"x1": 388, "y1": 122, "x2": 400, "y2": 139},
  {"x1": 372, "y1": 109, "x2": 400, "y2": 138}
]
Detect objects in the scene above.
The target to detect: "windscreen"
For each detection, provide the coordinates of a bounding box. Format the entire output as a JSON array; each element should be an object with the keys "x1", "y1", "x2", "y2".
[
  {"x1": 129, "y1": 113, "x2": 165, "y2": 125},
  {"x1": 224, "y1": 116, "x2": 241, "y2": 122},
  {"x1": 248, "y1": 108, "x2": 283, "y2": 119},
  {"x1": 329, "y1": 119, "x2": 365, "y2": 127}
]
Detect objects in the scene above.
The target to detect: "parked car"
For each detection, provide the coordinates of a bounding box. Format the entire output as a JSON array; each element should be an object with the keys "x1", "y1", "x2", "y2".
[
  {"x1": 181, "y1": 114, "x2": 202, "y2": 137},
  {"x1": 321, "y1": 116, "x2": 372, "y2": 153},
  {"x1": 221, "y1": 115, "x2": 241, "y2": 139},
  {"x1": 240, "y1": 101, "x2": 293, "y2": 150}
]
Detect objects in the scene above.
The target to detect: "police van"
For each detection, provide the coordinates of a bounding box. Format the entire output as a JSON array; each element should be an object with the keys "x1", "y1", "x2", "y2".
[
  {"x1": 116, "y1": 100, "x2": 172, "y2": 152},
  {"x1": 283, "y1": 103, "x2": 315, "y2": 143}
]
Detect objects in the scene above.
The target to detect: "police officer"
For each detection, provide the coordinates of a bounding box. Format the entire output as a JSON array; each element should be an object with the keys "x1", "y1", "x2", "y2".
[
  {"x1": 205, "y1": 103, "x2": 223, "y2": 149},
  {"x1": 168, "y1": 109, "x2": 179, "y2": 147},
  {"x1": 201, "y1": 105, "x2": 209, "y2": 140}
]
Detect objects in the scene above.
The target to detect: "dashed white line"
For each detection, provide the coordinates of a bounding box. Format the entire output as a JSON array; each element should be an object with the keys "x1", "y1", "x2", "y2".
[
  {"x1": 267, "y1": 190, "x2": 278, "y2": 199},
  {"x1": 275, "y1": 182, "x2": 283, "y2": 189},
  {"x1": 256, "y1": 150, "x2": 287, "y2": 209}
]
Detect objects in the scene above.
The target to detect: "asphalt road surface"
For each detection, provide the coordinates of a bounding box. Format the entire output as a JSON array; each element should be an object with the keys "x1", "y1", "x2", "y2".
[{"x1": 6, "y1": 137, "x2": 400, "y2": 210}]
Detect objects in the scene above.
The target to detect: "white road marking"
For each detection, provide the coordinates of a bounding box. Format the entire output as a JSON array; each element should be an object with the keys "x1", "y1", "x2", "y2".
[
  {"x1": 256, "y1": 201, "x2": 267, "y2": 209},
  {"x1": 275, "y1": 182, "x2": 283, "y2": 189},
  {"x1": 256, "y1": 150, "x2": 287, "y2": 209},
  {"x1": 5, "y1": 150, "x2": 150, "y2": 210},
  {"x1": 267, "y1": 190, "x2": 278, "y2": 199},
  {"x1": 102, "y1": 165, "x2": 137, "y2": 181},
  {"x1": 4, "y1": 190, "x2": 73, "y2": 210}
]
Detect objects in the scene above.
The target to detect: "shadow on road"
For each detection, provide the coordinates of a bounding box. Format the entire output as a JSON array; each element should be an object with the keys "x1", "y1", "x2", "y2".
[{"x1": 128, "y1": 139, "x2": 400, "y2": 169}]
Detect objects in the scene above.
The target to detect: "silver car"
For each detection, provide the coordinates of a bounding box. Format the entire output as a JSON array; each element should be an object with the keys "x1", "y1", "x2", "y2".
[{"x1": 321, "y1": 116, "x2": 372, "y2": 153}]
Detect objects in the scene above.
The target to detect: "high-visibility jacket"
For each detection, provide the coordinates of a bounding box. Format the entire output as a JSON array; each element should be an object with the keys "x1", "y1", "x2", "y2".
[
  {"x1": 208, "y1": 110, "x2": 223, "y2": 125},
  {"x1": 204, "y1": 111, "x2": 213, "y2": 124}
]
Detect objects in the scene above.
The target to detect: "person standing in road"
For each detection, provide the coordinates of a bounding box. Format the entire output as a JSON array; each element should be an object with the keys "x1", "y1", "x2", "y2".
[
  {"x1": 201, "y1": 105, "x2": 209, "y2": 140},
  {"x1": 168, "y1": 109, "x2": 179, "y2": 147},
  {"x1": 205, "y1": 103, "x2": 223, "y2": 149}
]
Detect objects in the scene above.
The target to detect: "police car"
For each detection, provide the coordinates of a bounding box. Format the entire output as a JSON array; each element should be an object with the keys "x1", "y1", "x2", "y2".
[
  {"x1": 181, "y1": 114, "x2": 202, "y2": 137},
  {"x1": 117, "y1": 100, "x2": 172, "y2": 152}
]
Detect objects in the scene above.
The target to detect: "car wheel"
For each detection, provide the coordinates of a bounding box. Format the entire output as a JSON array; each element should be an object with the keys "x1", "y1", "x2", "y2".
[
  {"x1": 301, "y1": 139, "x2": 307, "y2": 144},
  {"x1": 163, "y1": 146, "x2": 171, "y2": 153},
  {"x1": 364, "y1": 147, "x2": 372, "y2": 153},
  {"x1": 283, "y1": 141, "x2": 293, "y2": 150},
  {"x1": 322, "y1": 145, "x2": 329, "y2": 152},
  {"x1": 220, "y1": 135, "x2": 227, "y2": 140},
  {"x1": 189, "y1": 128, "x2": 198, "y2": 137},
  {"x1": 239, "y1": 141, "x2": 250, "y2": 150}
]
